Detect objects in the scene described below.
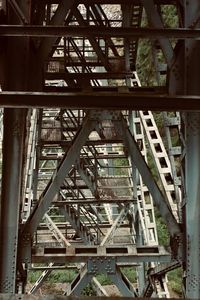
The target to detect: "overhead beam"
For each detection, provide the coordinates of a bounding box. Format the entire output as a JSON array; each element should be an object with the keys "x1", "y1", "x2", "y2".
[
  {"x1": 52, "y1": 199, "x2": 133, "y2": 205},
  {"x1": 0, "y1": 91, "x2": 200, "y2": 110},
  {"x1": 42, "y1": 0, "x2": 180, "y2": 5},
  {"x1": 31, "y1": 245, "x2": 171, "y2": 264},
  {"x1": 81, "y1": 0, "x2": 177, "y2": 3},
  {"x1": 1, "y1": 26, "x2": 200, "y2": 38},
  {"x1": 45, "y1": 72, "x2": 133, "y2": 80}
]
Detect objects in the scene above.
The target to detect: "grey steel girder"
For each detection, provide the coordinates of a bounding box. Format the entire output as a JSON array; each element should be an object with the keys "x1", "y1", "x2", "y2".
[
  {"x1": 0, "y1": 91, "x2": 200, "y2": 110},
  {"x1": 0, "y1": 109, "x2": 27, "y2": 293},
  {"x1": 1, "y1": 25, "x2": 200, "y2": 38},
  {"x1": 0, "y1": 0, "x2": 30, "y2": 293},
  {"x1": 31, "y1": 245, "x2": 170, "y2": 264},
  {"x1": 162, "y1": 0, "x2": 200, "y2": 297}
]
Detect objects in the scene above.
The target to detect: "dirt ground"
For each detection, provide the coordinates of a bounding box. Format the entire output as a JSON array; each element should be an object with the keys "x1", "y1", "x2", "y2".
[
  {"x1": 26, "y1": 283, "x2": 180, "y2": 298},
  {"x1": 26, "y1": 283, "x2": 68, "y2": 296},
  {"x1": 26, "y1": 283, "x2": 121, "y2": 296}
]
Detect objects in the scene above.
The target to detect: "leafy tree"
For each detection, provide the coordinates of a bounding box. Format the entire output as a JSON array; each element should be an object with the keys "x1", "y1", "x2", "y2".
[{"x1": 136, "y1": 5, "x2": 178, "y2": 86}]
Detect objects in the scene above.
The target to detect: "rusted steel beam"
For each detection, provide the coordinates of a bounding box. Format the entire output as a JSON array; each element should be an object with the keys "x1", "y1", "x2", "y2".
[
  {"x1": 31, "y1": 245, "x2": 170, "y2": 264},
  {"x1": 0, "y1": 91, "x2": 200, "y2": 110},
  {"x1": 0, "y1": 25, "x2": 200, "y2": 38}
]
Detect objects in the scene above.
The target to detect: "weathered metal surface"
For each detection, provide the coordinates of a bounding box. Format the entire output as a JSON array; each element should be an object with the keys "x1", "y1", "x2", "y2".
[
  {"x1": 0, "y1": 92, "x2": 200, "y2": 110},
  {"x1": 0, "y1": 0, "x2": 198, "y2": 297},
  {"x1": 0, "y1": 296, "x2": 186, "y2": 299},
  {"x1": 31, "y1": 245, "x2": 171, "y2": 264},
  {"x1": 1, "y1": 25, "x2": 200, "y2": 38}
]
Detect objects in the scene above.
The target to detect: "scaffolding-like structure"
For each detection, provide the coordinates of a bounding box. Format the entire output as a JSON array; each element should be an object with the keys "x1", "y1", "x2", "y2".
[{"x1": 0, "y1": 0, "x2": 199, "y2": 298}]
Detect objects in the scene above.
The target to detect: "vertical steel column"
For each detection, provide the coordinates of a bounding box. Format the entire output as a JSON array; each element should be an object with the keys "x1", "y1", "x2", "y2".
[
  {"x1": 184, "y1": 1, "x2": 200, "y2": 298},
  {"x1": 185, "y1": 113, "x2": 200, "y2": 298},
  {"x1": 0, "y1": 1, "x2": 6, "y2": 89},
  {"x1": 167, "y1": 1, "x2": 200, "y2": 296},
  {"x1": 122, "y1": 5, "x2": 146, "y2": 292},
  {"x1": 0, "y1": 0, "x2": 31, "y2": 293},
  {"x1": 0, "y1": 109, "x2": 27, "y2": 293}
]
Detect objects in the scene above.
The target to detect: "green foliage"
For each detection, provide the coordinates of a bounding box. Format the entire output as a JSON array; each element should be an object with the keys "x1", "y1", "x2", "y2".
[
  {"x1": 168, "y1": 268, "x2": 183, "y2": 296},
  {"x1": 137, "y1": 39, "x2": 158, "y2": 86},
  {"x1": 81, "y1": 284, "x2": 96, "y2": 296},
  {"x1": 160, "y1": 5, "x2": 178, "y2": 28},
  {"x1": 155, "y1": 208, "x2": 170, "y2": 247},
  {"x1": 154, "y1": 208, "x2": 182, "y2": 296},
  {"x1": 28, "y1": 269, "x2": 77, "y2": 284},
  {"x1": 147, "y1": 151, "x2": 159, "y2": 182},
  {"x1": 96, "y1": 273, "x2": 112, "y2": 285},
  {"x1": 136, "y1": 11, "x2": 158, "y2": 86},
  {"x1": 153, "y1": 112, "x2": 164, "y2": 130},
  {"x1": 47, "y1": 270, "x2": 77, "y2": 283},
  {"x1": 28, "y1": 271, "x2": 43, "y2": 283},
  {"x1": 121, "y1": 267, "x2": 136, "y2": 283},
  {"x1": 137, "y1": 5, "x2": 178, "y2": 86},
  {"x1": 96, "y1": 268, "x2": 136, "y2": 286},
  {"x1": 113, "y1": 157, "x2": 129, "y2": 175}
]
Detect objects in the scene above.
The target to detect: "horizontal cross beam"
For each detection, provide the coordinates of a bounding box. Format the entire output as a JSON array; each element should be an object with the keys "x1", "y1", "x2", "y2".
[
  {"x1": 31, "y1": 245, "x2": 171, "y2": 264},
  {"x1": 52, "y1": 198, "x2": 134, "y2": 205},
  {"x1": 0, "y1": 25, "x2": 200, "y2": 38},
  {"x1": 0, "y1": 91, "x2": 200, "y2": 110},
  {"x1": 45, "y1": 72, "x2": 133, "y2": 80},
  {"x1": 44, "y1": 0, "x2": 176, "y2": 4}
]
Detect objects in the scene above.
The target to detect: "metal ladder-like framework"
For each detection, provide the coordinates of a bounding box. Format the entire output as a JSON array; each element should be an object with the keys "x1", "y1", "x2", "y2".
[
  {"x1": 27, "y1": 105, "x2": 179, "y2": 297},
  {"x1": 25, "y1": 63, "x2": 181, "y2": 299},
  {"x1": 139, "y1": 110, "x2": 180, "y2": 221},
  {"x1": 132, "y1": 72, "x2": 180, "y2": 222},
  {"x1": 26, "y1": 88, "x2": 179, "y2": 297},
  {"x1": 24, "y1": 3, "x2": 181, "y2": 296},
  {"x1": 22, "y1": 109, "x2": 38, "y2": 222},
  {"x1": 162, "y1": 111, "x2": 182, "y2": 218},
  {"x1": 130, "y1": 72, "x2": 180, "y2": 298},
  {"x1": 130, "y1": 111, "x2": 158, "y2": 247}
]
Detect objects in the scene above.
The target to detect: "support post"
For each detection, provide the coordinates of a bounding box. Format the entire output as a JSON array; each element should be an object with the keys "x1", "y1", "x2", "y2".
[
  {"x1": 0, "y1": 0, "x2": 30, "y2": 292},
  {"x1": 0, "y1": 109, "x2": 27, "y2": 292},
  {"x1": 182, "y1": 2, "x2": 200, "y2": 298},
  {"x1": 185, "y1": 113, "x2": 200, "y2": 297}
]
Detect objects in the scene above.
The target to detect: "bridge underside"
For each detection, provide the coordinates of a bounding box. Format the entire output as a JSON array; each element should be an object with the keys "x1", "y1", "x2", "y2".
[{"x1": 0, "y1": 0, "x2": 200, "y2": 298}]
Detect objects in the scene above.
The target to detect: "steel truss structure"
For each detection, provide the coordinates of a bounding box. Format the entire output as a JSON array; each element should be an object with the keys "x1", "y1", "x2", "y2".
[{"x1": 0, "y1": 0, "x2": 199, "y2": 298}]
